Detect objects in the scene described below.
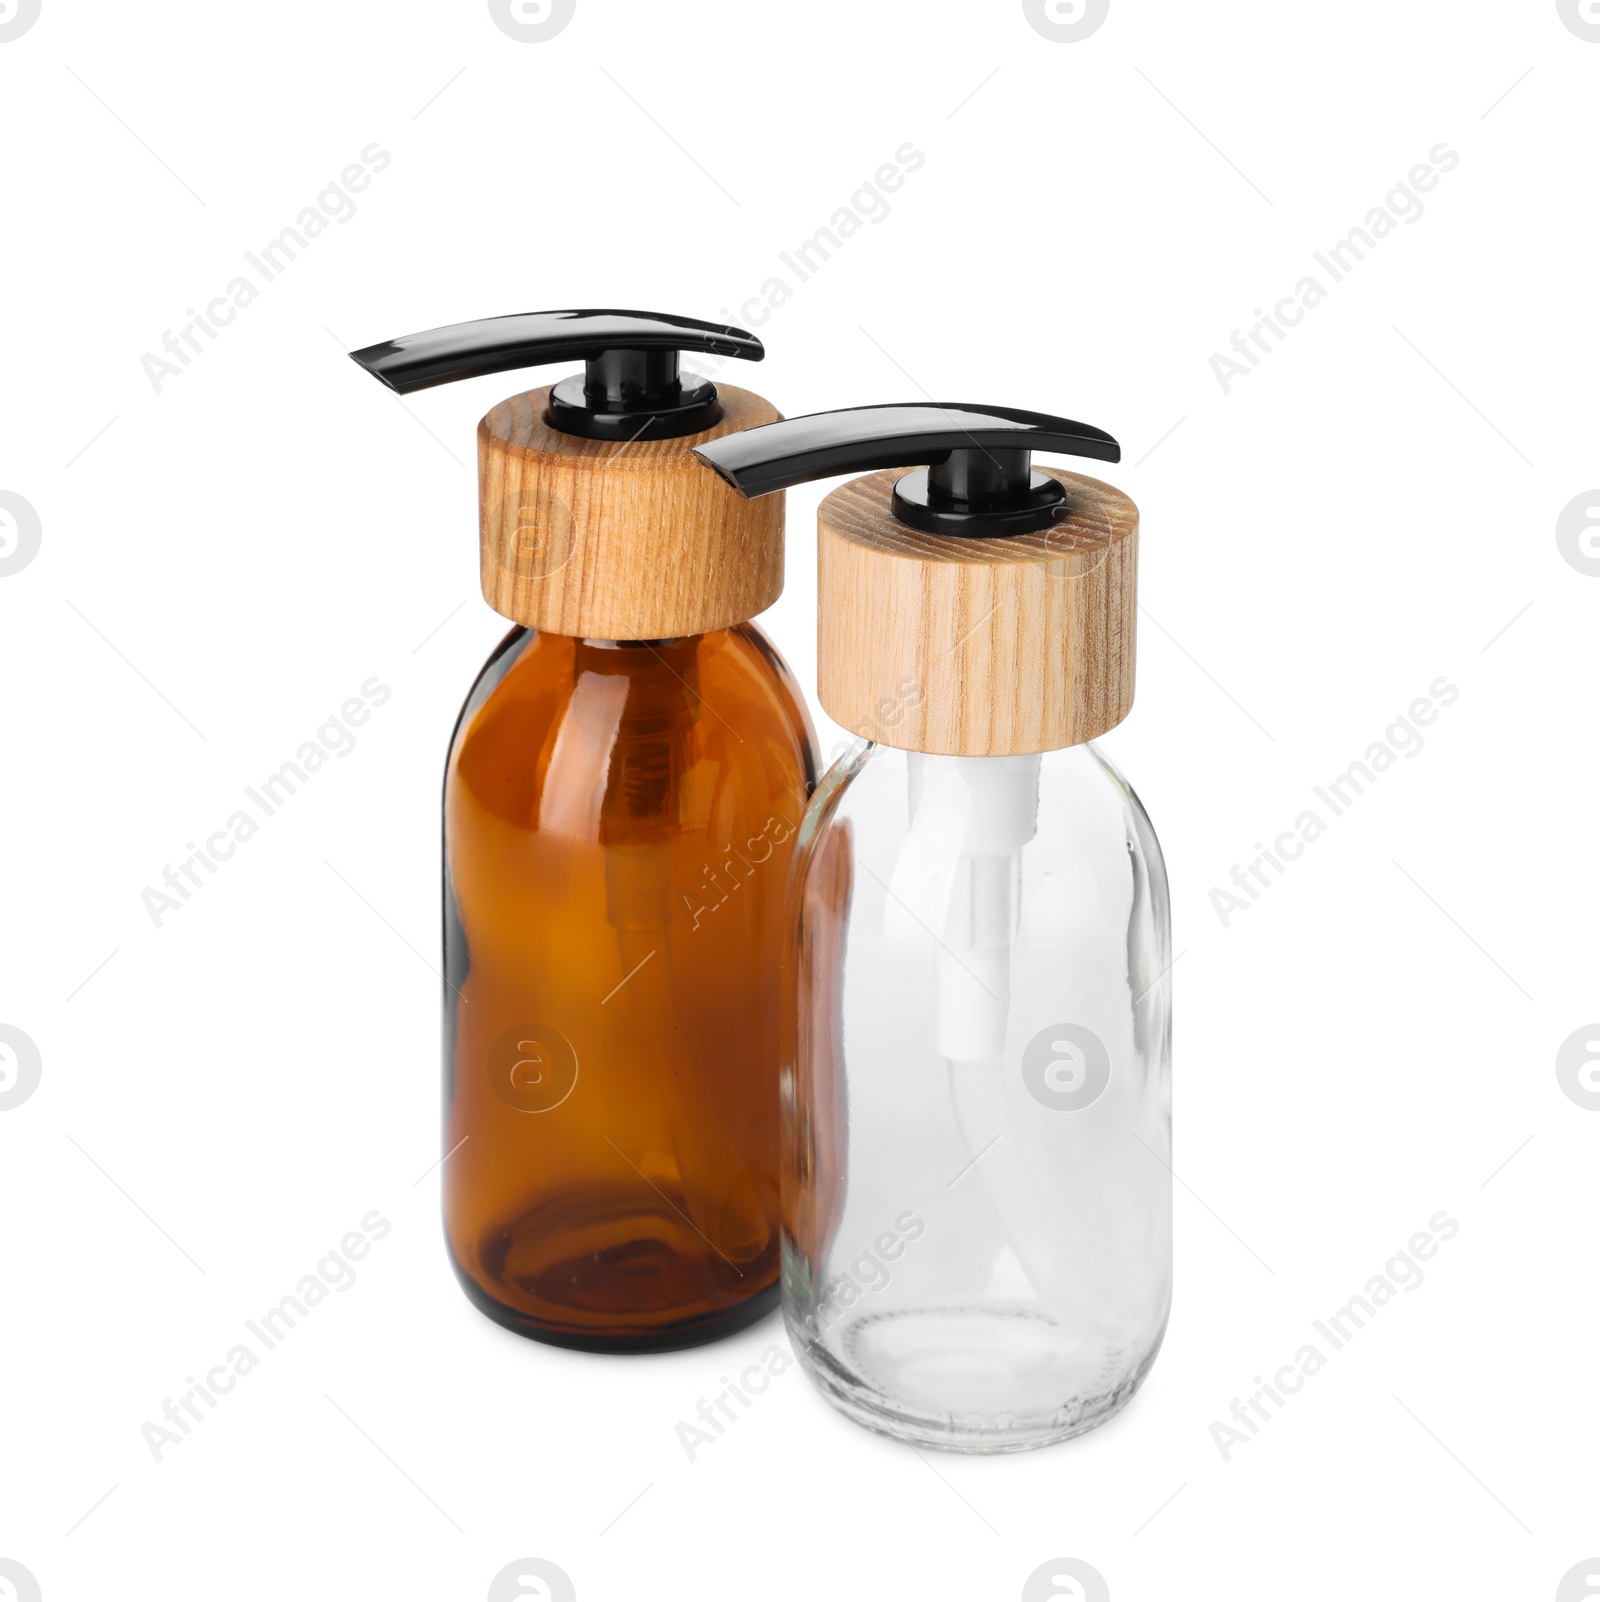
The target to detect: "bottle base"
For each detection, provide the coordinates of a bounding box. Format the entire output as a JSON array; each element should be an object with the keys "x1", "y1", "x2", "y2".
[
  {"x1": 788, "y1": 1305, "x2": 1162, "y2": 1453},
  {"x1": 448, "y1": 1244, "x2": 780, "y2": 1354}
]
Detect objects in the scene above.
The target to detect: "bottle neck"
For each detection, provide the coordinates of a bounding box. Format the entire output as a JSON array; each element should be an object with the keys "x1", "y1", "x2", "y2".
[{"x1": 578, "y1": 635, "x2": 698, "y2": 651}]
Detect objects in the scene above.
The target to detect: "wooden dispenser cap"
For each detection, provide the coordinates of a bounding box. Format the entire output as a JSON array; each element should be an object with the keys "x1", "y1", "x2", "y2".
[
  {"x1": 478, "y1": 383, "x2": 783, "y2": 639},
  {"x1": 817, "y1": 468, "x2": 1139, "y2": 756}
]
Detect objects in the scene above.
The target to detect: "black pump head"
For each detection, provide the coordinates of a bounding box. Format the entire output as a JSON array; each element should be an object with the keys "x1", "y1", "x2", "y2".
[
  {"x1": 349, "y1": 309, "x2": 764, "y2": 441},
  {"x1": 693, "y1": 402, "x2": 1120, "y2": 537}
]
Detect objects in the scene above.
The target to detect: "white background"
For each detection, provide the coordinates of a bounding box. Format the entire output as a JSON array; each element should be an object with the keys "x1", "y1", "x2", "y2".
[{"x1": 2, "y1": 2, "x2": 1597, "y2": 1598}]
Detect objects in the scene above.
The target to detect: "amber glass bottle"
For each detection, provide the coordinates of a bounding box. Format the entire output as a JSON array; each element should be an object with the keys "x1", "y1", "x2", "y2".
[
  {"x1": 443, "y1": 624, "x2": 816, "y2": 1349},
  {"x1": 349, "y1": 308, "x2": 814, "y2": 1351}
]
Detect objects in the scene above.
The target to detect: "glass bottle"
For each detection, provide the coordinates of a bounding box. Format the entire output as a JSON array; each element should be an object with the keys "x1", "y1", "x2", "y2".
[
  {"x1": 788, "y1": 739, "x2": 1170, "y2": 1447},
  {"x1": 696, "y1": 399, "x2": 1172, "y2": 1446},
  {"x1": 445, "y1": 623, "x2": 816, "y2": 1349},
  {"x1": 350, "y1": 309, "x2": 818, "y2": 1349}
]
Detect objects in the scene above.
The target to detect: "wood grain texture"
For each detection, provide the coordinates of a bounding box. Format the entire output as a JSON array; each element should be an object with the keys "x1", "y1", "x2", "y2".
[
  {"x1": 817, "y1": 468, "x2": 1139, "y2": 756},
  {"x1": 478, "y1": 383, "x2": 784, "y2": 639}
]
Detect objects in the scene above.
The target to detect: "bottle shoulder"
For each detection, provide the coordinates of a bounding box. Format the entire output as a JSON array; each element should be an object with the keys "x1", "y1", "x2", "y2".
[
  {"x1": 730, "y1": 620, "x2": 819, "y2": 762},
  {"x1": 447, "y1": 624, "x2": 818, "y2": 833},
  {"x1": 806, "y1": 740, "x2": 1166, "y2": 883}
]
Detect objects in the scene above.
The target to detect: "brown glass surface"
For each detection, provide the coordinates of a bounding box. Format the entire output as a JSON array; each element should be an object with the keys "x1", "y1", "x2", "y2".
[{"x1": 443, "y1": 623, "x2": 817, "y2": 1351}]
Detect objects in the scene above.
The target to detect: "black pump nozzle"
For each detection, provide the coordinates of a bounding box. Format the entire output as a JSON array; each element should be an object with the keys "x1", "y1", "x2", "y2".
[
  {"x1": 349, "y1": 309, "x2": 764, "y2": 441},
  {"x1": 693, "y1": 402, "x2": 1120, "y2": 537}
]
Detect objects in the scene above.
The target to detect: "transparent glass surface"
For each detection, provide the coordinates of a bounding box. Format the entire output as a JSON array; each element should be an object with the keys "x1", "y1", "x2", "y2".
[{"x1": 784, "y1": 740, "x2": 1172, "y2": 1449}]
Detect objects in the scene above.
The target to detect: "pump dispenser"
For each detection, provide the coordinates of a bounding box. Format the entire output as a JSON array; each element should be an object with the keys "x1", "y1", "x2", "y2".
[
  {"x1": 696, "y1": 403, "x2": 1171, "y2": 1447},
  {"x1": 352, "y1": 310, "x2": 818, "y2": 1352}
]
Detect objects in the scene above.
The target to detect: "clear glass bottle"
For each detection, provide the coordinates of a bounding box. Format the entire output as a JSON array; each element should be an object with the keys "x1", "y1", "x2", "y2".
[
  {"x1": 785, "y1": 740, "x2": 1171, "y2": 1450},
  {"x1": 694, "y1": 396, "x2": 1170, "y2": 1448}
]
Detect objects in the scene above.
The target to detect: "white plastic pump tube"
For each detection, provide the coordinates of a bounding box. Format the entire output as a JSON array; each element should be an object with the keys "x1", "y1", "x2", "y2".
[{"x1": 891, "y1": 752, "x2": 1041, "y2": 1061}]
